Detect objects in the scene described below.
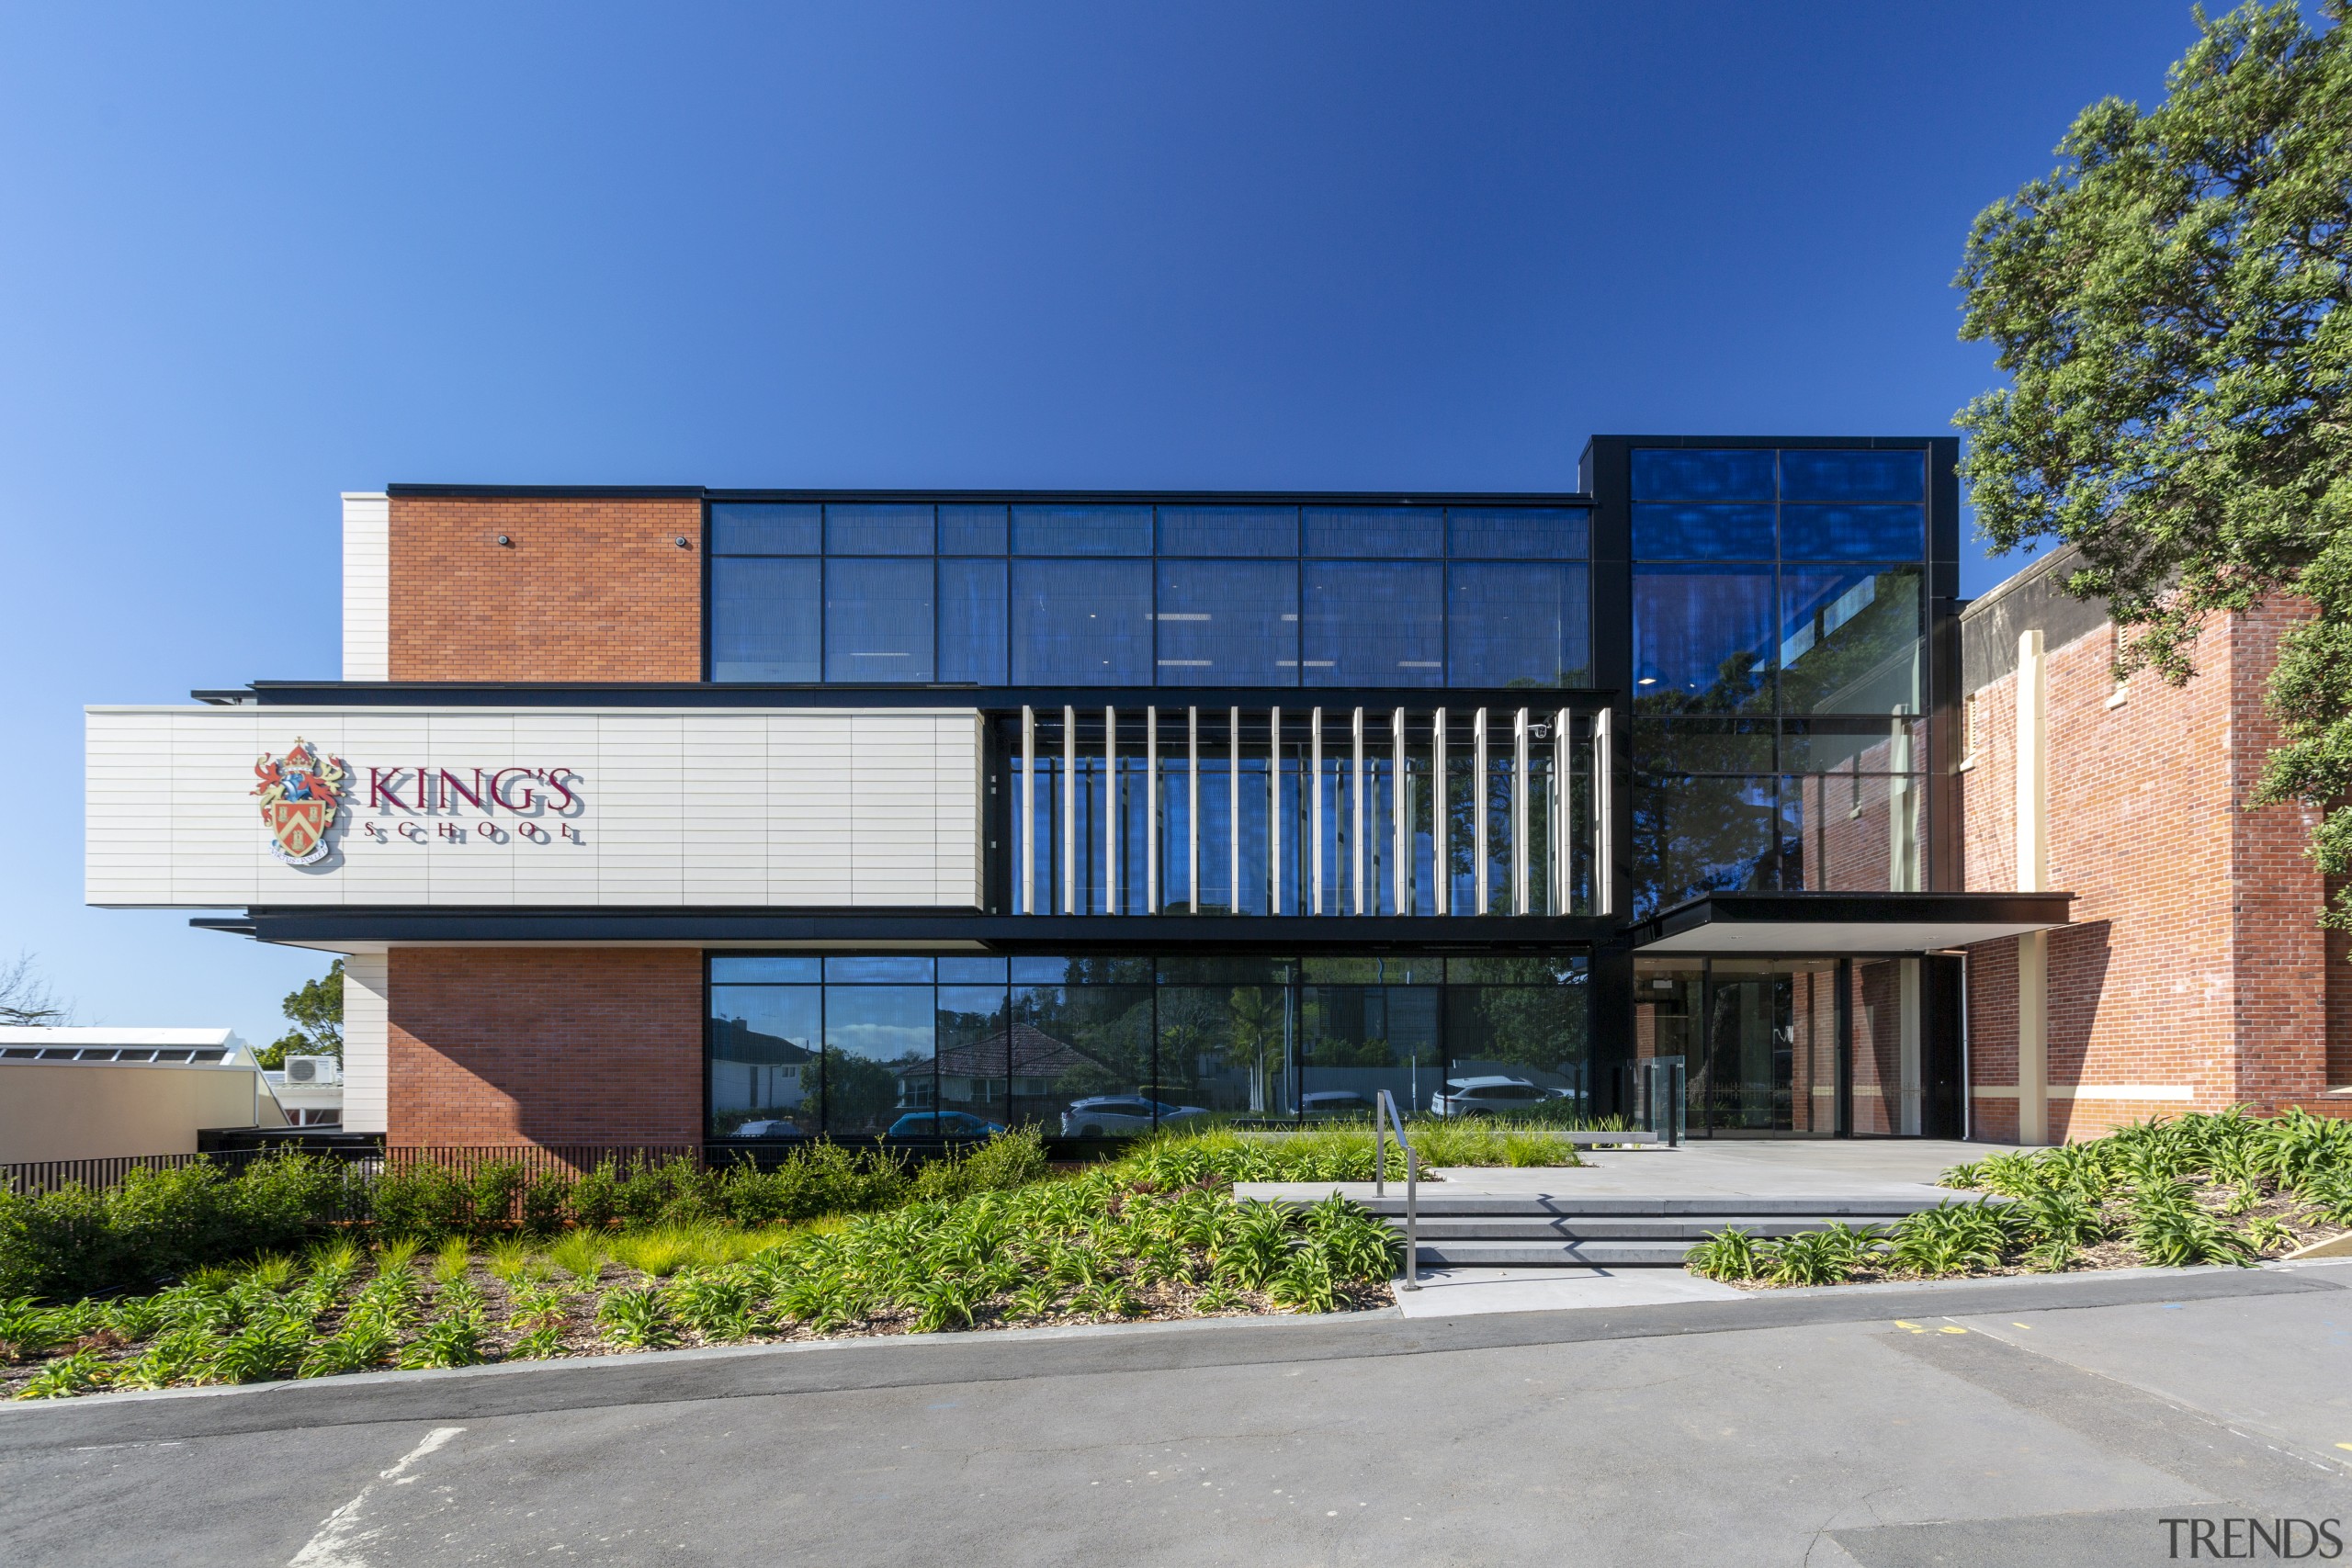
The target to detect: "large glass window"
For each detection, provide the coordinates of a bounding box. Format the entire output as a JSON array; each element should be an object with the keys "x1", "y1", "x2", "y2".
[
  {"x1": 1449, "y1": 563, "x2": 1591, "y2": 687},
  {"x1": 1012, "y1": 505, "x2": 1153, "y2": 557},
  {"x1": 707, "y1": 952, "x2": 1590, "y2": 1138},
  {"x1": 1631, "y1": 504, "x2": 1775, "y2": 561},
  {"x1": 711, "y1": 502, "x2": 820, "y2": 555},
  {"x1": 824, "y1": 558, "x2": 933, "y2": 682},
  {"x1": 1153, "y1": 561, "x2": 1297, "y2": 685},
  {"x1": 1302, "y1": 562, "x2": 1445, "y2": 686},
  {"x1": 713, "y1": 496, "x2": 1591, "y2": 689},
  {"x1": 825, "y1": 503, "x2": 934, "y2": 556},
  {"x1": 711, "y1": 558, "x2": 820, "y2": 682},
  {"x1": 1778, "y1": 567, "x2": 1922, "y2": 715},
  {"x1": 1158, "y1": 505, "x2": 1297, "y2": 558},
  {"x1": 1631, "y1": 566, "x2": 1775, "y2": 711},
  {"x1": 1627, "y1": 446, "x2": 1932, "y2": 917},
  {"x1": 1446, "y1": 507, "x2": 1589, "y2": 560},
  {"x1": 1304, "y1": 507, "x2": 1443, "y2": 558},
  {"x1": 822, "y1": 985, "x2": 935, "y2": 1137},
  {"x1": 937, "y1": 558, "x2": 1008, "y2": 684},
  {"x1": 1012, "y1": 559, "x2": 1153, "y2": 683}
]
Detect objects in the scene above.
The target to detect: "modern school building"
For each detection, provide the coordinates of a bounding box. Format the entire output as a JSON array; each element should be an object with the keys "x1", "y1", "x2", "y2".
[{"x1": 82, "y1": 435, "x2": 2350, "y2": 1147}]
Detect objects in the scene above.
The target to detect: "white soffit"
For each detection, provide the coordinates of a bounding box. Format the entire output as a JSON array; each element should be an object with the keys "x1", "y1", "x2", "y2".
[{"x1": 1637, "y1": 919, "x2": 2066, "y2": 954}]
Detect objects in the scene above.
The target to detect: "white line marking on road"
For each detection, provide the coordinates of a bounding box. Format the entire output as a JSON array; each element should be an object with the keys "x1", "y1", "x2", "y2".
[{"x1": 287, "y1": 1426, "x2": 465, "y2": 1568}]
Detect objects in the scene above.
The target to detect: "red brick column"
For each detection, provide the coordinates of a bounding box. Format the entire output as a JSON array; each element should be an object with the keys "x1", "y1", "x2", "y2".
[{"x1": 386, "y1": 948, "x2": 705, "y2": 1147}]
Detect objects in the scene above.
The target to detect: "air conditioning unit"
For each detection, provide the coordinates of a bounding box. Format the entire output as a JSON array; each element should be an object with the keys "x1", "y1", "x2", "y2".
[{"x1": 285, "y1": 1055, "x2": 341, "y2": 1086}]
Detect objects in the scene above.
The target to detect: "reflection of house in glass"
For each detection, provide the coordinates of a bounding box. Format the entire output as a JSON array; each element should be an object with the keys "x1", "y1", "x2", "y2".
[
  {"x1": 899, "y1": 1023, "x2": 1106, "y2": 1111},
  {"x1": 709, "y1": 1015, "x2": 814, "y2": 1128}
]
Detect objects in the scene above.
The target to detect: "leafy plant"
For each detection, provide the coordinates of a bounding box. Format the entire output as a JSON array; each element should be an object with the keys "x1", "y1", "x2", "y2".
[
  {"x1": 2131, "y1": 1201, "x2": 2256, "y2": 1269},
  {"x1": 484, "y1": 1236, "x2": 540, "y2": 1285},
  {"x1": 1685, "y1": 1227, "x2": 1765, "y2": 1282},
  {"x1": 2241, "y1": 1215, "x2": 2301, "y2": 1255},
  {"x1": 510, "y1": 1323, "x2": 567, "y2": 1360},
  {"x1": 300, "y1": 1319, "x2": 395, "y2": 1378},
  {"x1": 507, "y1": 1284, "x2": 570, "y2": 1333},
  {"x1": 1759, "y1": 1231, "x2": 1857, "y2": 1288},
  {"x1": 209, "y1": 1317, "x2": 308, "y2": 1383},
  {"x1": 595, "y1": 1286, "x2": 676, "y2": 1349},
  {"x1": 16, "y1": 1349, "x2": 115, "y2": 1400},
  {"x1": 668, "y1": 1270, "x2": 757, "y2": 1339},
  {"x1": 1267, "y1": 1248, "x2": 1338, "y2": 1313},
  {"x1": 431, "y1": 1237, "x2": 472, "y2": 1284},
  {"x1": 1006, "y1": 1280, "x2": 1060, "y2": 1321},
  {"x1": 400, "y1": 1312, "x2": 486, "y2": 1370},
  {"x1": 1887, "y1": 1204, "x2": 2010, "y2": 1278}
]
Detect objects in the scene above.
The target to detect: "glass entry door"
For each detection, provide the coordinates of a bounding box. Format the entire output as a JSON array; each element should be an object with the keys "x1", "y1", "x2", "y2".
[{"x1": 1633, "y1": 955, "x2": 1865, "y2": 1137}]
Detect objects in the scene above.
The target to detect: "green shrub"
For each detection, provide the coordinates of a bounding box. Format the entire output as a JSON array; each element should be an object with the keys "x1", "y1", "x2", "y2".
[
  {"x1": 16, "y1": 1349, "x2": 116, "y2": 1400},
  {"x1": 1685, "y1": 1227, "x2": 1764, "y2": 1281},
  {"x1": 371, "y1": 1162, "x2": 469, "y2": 1238},
  {"x1": 1888, "y1": 1203, "x2": 2011, "y2": 1278},
  {"x1": 466, "y1": 1163, "x2": 526, "y2": 1233},
  {"x1": 1759, "y1": 1230, "x2": 1856, "y2": 1287},
  {"x1": 519, "y1": 1173, "x2": 569, "y2": 1235},
  {"x1": 401, "y1": 1312, "x2": 486, "y2": 1370},
  {"x1": 595, "y1": 1286, "x2": 675, "y2": 1348}
]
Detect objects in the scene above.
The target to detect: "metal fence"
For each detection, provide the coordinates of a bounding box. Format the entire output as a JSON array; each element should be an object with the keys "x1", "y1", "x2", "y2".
[{"x1": 0, "y1": 1143, "x2": 722, "y2": 1198}]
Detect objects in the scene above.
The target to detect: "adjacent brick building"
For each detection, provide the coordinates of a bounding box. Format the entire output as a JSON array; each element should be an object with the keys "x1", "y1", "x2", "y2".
[{"x1": 1957, "y1": 549, "x2": 2351, "y2": 1138}]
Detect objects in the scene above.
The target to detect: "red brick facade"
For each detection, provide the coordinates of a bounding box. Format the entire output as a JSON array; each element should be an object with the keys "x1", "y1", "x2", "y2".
[
  {"x1": 385, "y1": 948, "x2": 705, "y2": 1147},
  {"x1": 387, "y1": 495, "x2": 702, "y2": 682},
  {"x1": 1962, "y1": 599, "x2": 2351, "y2": 1140}
]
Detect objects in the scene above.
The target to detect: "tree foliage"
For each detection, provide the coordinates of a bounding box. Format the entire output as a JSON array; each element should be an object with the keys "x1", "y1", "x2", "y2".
[
  {"x1": 0, "y1": 952, "x2": 67, "y2": 1027},
  {"x1": 256, "y1": 960, "x2": 344, "y2": 1068},
  {"x1": 1954, "y1": 3, "x2": 2352, "y2": 908}
]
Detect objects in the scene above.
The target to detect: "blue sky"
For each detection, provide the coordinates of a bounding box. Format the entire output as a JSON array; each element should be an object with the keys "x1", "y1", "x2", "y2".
[{"x1": 0, "y1": 3, "x2": 2211, "y2": 1044}]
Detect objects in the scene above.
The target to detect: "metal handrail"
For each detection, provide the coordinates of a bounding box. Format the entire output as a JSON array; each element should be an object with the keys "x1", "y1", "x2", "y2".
[{"x1": 1373, "y1": 1089, "x2": 1419, "y2": 1291}]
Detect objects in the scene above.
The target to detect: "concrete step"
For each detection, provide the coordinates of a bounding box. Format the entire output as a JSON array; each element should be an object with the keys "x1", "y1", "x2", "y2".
[
  {"x1": 1412, "y1": 1239, "x2": 1699, "y2": 1268},
  {"x1": 1400, "y1": 1214, "x2": 1863, "y2": 1241},
  {"x1": 1350, "y1": 1193, "x2": 1966, "y2": 1219}
]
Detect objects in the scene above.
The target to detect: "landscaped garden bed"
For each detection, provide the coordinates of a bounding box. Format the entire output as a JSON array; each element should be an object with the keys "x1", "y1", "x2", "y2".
[
  {"x1": 1684, "y1": 1108, "x2": 2352, "y2": 1290},
  {"x1": 0, "y1": 1122, "x2": 1579, "y2": 1400}
]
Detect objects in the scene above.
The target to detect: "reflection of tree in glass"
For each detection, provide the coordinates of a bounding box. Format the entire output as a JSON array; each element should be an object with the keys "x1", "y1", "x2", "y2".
[
  {"x1": 1226, "y1": 987, "x2": 1285, "y2": 1113},
  {"x1": 824, "y1": 1053, "x2": 899, "y2": 1131},
  {"x1": 1780, "y1": 570, "x2": 1921, "y2": 715},
  {"x1": 1627, "y1": 650, "x2": 1788, "y2": 915},
  {"x1": 1026, "y1": 985, "x2": 1152, "y2": 1101}
]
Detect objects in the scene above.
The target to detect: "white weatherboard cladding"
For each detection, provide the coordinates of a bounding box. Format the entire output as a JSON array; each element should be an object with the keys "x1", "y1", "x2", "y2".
[
  {"x1": 85, "y1": 706, "x2": 986, "y2": 909},
  {"x1": 340, "y1": 493, "x2": 390, "y2": 682}
]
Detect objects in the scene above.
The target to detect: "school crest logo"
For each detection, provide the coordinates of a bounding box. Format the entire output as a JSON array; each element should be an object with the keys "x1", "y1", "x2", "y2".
[{"x1": 252, "y1": 740, "x2": 347, "y2": 865}]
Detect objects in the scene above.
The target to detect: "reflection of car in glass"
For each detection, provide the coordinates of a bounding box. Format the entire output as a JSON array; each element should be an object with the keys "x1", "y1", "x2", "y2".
[
  {"x1": 887, "y1": 1111, "x2": 1009, "y2": 1137},
  {"x1": 730, "y1": 1118, "x2": 804, "y2": 1137},
  {"x1": 1060, "y1": 1097, "x2": 1207, "y2": 1136},
  {"x1": 1299, "y1": 1090, "x2": 1372, "y2": 1118},
  {"x1": 1428, "y1": 1077, "x2": 1571, "y2": 1118}
]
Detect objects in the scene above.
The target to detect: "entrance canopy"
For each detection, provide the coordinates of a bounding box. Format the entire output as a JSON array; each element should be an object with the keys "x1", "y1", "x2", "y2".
[{"x1": 1628, "y1": 891, "x2": 2072, "y2": 954}]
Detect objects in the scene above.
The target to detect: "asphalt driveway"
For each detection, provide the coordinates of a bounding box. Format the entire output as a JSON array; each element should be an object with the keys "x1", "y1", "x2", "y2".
[{"x1": 4, "y1": 1262, "x2": 2349, "y2": 1567}]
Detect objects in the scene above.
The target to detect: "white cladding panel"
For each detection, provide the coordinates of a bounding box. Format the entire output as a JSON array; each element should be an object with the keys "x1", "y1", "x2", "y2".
[
  {"x1": 340, "y1": 952, "x2": 388, "y2": 1134},
  {"x1": 340, "y1": 493, "x2": 390, "y2": 682},
  {"x1": 85, "y1": 706, "x2": 987, "y2": 909}
]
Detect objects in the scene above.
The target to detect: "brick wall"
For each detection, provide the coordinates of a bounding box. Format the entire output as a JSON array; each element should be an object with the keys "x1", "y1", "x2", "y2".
[
  {"x1": 1960, "y1": 603, "x2": 2350, "y2": 1140},
  {"x1": 387, "y1": 495, "x2": 702, "y2": 681},
  {"x1": 386, "y1": 948, "x2": 705, "y2": 1146}
]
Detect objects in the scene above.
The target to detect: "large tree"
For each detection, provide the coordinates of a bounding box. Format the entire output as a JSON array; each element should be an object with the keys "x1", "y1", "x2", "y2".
[
  {"x1": 255, "y1": 960, "x2": 344, "y2": 1068},
  {"x1": 1955, "y1": 2, "x2": 2352, "y2": 915}
]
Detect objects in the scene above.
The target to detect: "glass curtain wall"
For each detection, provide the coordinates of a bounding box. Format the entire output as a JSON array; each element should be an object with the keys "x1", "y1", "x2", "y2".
[
  {"x1": 708, "y1": 953, "x2": 1589, "y2": 1138},
  {"x1": 708, "y1": 500, "x2": 1592, "y2": 689},
  {"x1": 1627, "y1": 449, "x2": 1930, "y2": 916}
]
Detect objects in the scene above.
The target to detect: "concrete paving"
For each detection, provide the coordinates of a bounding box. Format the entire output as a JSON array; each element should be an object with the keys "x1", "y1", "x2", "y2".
[
  {"x1": 1390, "y1": 1264, "x2": 1750, "y2": 1316},
  {"x1": 1238, "y1": 1136, "x2": 2007, "y2": 1206},
  {"x1": 2, "y1": 1262, "x2": 2345, "y2": 1567}
]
